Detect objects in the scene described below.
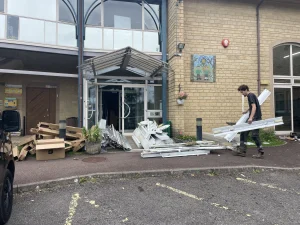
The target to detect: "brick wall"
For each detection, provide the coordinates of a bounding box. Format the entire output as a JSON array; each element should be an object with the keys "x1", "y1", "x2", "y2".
[{"x1": 167, "y1": 0, "x2": 300, "y2": 135}]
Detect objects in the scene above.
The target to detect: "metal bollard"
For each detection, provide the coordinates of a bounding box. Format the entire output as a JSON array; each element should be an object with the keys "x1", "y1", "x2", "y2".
[
  {"x1": 59, "y1": 120, "x2": 66, "y2": 139},
  {"x1": 196, "y1": 118, "x2": 202, "y2": 141}
]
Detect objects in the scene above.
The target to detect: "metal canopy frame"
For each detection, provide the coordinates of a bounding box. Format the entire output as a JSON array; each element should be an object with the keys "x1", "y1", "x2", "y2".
[{"x1": 80, "y1": 47, "x2": 171, "y2": 80}]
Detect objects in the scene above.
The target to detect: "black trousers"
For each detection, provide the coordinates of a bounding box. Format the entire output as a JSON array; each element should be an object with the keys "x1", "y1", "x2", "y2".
[{"x1": 240, "y1": 119, "x2": 262, "y2": 152}]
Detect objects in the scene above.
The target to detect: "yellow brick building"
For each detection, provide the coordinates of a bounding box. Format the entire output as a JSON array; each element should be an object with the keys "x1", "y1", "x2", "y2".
[{"x1": 167, "y1": 0, "x2": 300, "y2": 135}]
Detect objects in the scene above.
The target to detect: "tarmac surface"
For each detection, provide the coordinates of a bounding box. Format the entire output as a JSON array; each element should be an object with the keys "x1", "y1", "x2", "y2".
[{"x1": 8, "y1": 169, "x2": 300, "y2": 225}]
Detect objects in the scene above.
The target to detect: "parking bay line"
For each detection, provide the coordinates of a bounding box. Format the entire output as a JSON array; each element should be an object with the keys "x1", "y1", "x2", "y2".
[
  {"x1": 236, "y1": 177, "x2": 300, "y2": 195},
  {"x1": 65, "y1": 192, "x2": 81, "y2": 225},
  {"x1": 156, "y1": 183, "x2": 252, "y2": 217}
]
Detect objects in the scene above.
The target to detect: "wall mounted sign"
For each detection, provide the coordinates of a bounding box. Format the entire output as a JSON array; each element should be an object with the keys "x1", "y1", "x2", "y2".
[
  {"x1": 5, "y1": 87, "x2": 22, "y2": 95},
  {"x1": 4, "y1": 98, "x2": 17, "y2": 108},
  {"x1": 192, "y1": 55, "x2": 216, "y2": 82}
]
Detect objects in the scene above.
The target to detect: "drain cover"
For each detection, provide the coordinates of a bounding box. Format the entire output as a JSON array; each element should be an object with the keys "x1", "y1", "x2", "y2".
[{"x1": 82, "y1": 157, "x2": 107, "y2": 163}]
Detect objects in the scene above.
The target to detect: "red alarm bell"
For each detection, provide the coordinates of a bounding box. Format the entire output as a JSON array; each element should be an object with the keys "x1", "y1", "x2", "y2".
[{"x1": 222, "y1": 39, "x2": 230, "y2": 48}]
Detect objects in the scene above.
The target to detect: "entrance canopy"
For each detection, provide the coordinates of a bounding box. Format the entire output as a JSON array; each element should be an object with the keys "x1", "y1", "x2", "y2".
[{"x1": 80, "y1": 47, "x2": 170, "y2": 80}]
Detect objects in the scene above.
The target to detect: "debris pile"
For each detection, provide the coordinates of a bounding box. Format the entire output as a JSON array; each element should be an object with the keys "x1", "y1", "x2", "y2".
[
  {"x1": 141, "y1": 141, "x2": 227, "y2": 158},
  {"x1": 279, "y1": 132, "x2": 299, "y2": 141},
  {"x1": 132, "y1": 120, "x2": 228, "y2": 158},
  {"x1": 132, "y1": 120, "x2": 174, "y2": 150},
  {"x1": 14, "y1": 122, "x2": 85, "y2": 161},
  {"x1": 101, "y1": 125, "x2": 132, "y2": 151}
]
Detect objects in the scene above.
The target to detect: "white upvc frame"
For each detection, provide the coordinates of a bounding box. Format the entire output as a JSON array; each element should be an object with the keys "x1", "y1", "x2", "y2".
[
  {"x1": 83, "y1": 80, "x2": 163, "y2": 134},
  {"x1": 273, "y1": 85, "x2": 293, "y2": 135},
  {"x1": 273, "y1": 44, "x2": 300, "y2": 133},
  {"x1": 122, "y1": 83, "x2": 147, "y2": 135},
  {"x1": 0, "y1": 0, "x2": 161, "y2": 53},
  {"x1": 83, "y1": 78, "x2": 88, "y2": 127}
]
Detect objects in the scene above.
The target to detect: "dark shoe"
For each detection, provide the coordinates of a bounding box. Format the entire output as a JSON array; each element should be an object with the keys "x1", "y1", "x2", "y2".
[
  {"x1": 232, "y1": 148, "x2": 246, "y2": 157},
  {"x1": 233, "y1": 151, "x2": 246, "y2": 157},
  {"x1": 252, "y1": 152, "x2": 264, "y2": 159}
]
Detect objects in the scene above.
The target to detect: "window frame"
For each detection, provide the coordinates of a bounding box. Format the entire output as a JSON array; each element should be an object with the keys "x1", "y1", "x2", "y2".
[
  {"x1": 273, "y1": 43, "x2": 300, "y2": 134},
  {"x1": 273, "y1": 44, "x2": 300, "y2": 85}
]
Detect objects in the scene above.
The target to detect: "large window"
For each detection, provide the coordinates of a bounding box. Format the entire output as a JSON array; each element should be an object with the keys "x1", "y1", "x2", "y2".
[
  {"x1": 0, "y1": 0, "x2": 4, "y2": 12},
  {"x1": 273, "y1": 45, "x2": 290, "y2": 76},
  {"x1": 7, "y1": 0, "x2": 56, "y2": 21},
  {"x1": 103, "y1": 0, "x2": 142, "y2": 29},
  {"x1": 0, "y1": 14, "x2": 5, "y2": 39},
  {"x1": 274, "y1": 44, "x2": 300, "y2": 77},
  {"x1": 1, "y1": 0, "x2": 161, "y2": 52},
  {"x1": 273, "y1": 44, "x2": 300, "y2": 133},
  {"x1": 144, "y1": 3, "x2": 160, "y2": 30},
  {"x1": 85, "y1": 0, "x2": 101, "y2": 26},
  {"x1": 59, "y1": 0, "x2": 77, "y2": 23}
]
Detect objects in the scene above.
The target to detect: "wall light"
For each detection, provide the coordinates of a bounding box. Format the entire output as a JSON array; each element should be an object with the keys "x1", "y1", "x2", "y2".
[{"x1": 177, "y1": 43, "x2": 185, "y2": 53}]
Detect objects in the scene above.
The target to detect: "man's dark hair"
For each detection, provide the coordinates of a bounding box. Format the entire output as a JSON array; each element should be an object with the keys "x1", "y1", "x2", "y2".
[{"x1": 238, "y1": 85, "x2": 249, "y2": 92}]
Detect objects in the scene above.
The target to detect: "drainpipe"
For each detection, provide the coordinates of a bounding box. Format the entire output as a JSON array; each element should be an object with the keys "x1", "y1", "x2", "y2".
[
  {"x1": 256, "y1": 0, "x2": 264, "y2": 95},
  {"x1": 77, "y1": 0, "x2": 84, "y2": 127},
  {"x1": 162, "y1": 0, "x2": 168, "y2": 124}
]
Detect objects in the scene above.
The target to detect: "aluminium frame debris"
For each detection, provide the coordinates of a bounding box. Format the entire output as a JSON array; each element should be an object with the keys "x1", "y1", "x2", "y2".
[
  {"x1": 224, "y1": 89, "x2": 271, "y2": 142},
  {"x1": 213, "y1": 117, "x2": 284, "y2": 137}
]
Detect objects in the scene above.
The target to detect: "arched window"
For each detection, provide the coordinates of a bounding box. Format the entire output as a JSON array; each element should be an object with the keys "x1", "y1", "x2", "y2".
[
  {"x1": 59, "y1": 0, "x2": 77, "y2": 24},
  {"x1": 273, "y1": 43, "x2": 300, "y2": 133},
  {"x1": 103, "y1": 0, "x2": 143, "y2": 29}
]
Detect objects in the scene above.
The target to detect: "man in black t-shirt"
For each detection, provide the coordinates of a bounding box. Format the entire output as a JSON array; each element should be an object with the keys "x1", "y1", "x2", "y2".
[{"x1": 234, "y1": 85, "x2": 264, "y2": 159}]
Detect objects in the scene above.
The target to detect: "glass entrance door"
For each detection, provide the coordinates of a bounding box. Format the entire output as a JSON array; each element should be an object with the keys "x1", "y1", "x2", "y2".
[
  {"x1": 122, "y1": 85, "x2": 146, "y2": 134},
  {"x1": 293, "y1": 87, "x2": 300, "y2": 132},
  {"x1": 274, "y1": 87, "x2": 293, "y2": 133}
]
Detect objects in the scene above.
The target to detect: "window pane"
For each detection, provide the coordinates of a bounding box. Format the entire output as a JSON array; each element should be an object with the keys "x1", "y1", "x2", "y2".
[
  {"x1": 144, "y1": 31, "x2": 159, "y2": 52},
  {"x1": 20, "y1": 18, "x2": 44, "y2": 43},
  {"x1": 144, "y1": 3, "x2": 160, "y2": 30},
  {"x1": 295, "y1": 80, "x2": 300, "y2": 84},
  {"x1": 104, "y1": 0, "x2": 142, "y2": 29},
  {"x1": 45, "y1": 22, "x2": 56, "y2": 45},
  {"x1": 85, "y1": 27, "x2": 102, "y2": 49},
  {"x1": 275, "y1": 88, "x2": 291, "y2": 131},
  {"x1": 58, "y1": 23, "x2": 76, "y2": 47},
  {"x1": 147, "y1": 86, "x2": 162, "y2": 110},
  {"x1": 103, "y1": 29, "x2": 113, "y2": 49},
  {"x1": 7, "y1": 15, "x2": 19, "y2": 40},
  {"x1": 85, "y1": 0, "x2": 101, "y2": 26},
  {"x1": 59, "y1": 0, "x2": 77, "y2": 23},
  {"x1": 293, "y1": 45, "x2": 300, "y2": 76},
  {"x1": 0, "y1": 15, "x2": 5, "y2": 39},
  {"x1": 294, "y1": 87, "x2": 300, "y2": 132},
  {"x1": 8, "y1": 0, "x2": 56, "y2": 21},
  {"x1": 273, "y1": 45, "x2": 290, "y2": 76},
  {"x1": 133, "y1": 31, "x2": 142, "y2": 51},
  {"x1": 0, "y1": 0, "x2": 4, "y2": 12},
  {"x1": 274, "y1": 79, "x2": 291, "y2": 84},
  {"x1": 114, "y1": 30, "x2": 132, "y2": 49}
]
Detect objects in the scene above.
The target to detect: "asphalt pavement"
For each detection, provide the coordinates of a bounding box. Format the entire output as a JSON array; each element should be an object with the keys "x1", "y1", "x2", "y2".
[{"x1": 8, "y1": 169, "x2": 300, "y2": 225}]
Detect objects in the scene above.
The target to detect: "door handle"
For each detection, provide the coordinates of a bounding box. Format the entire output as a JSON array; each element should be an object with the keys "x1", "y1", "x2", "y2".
[{"x1": 123, "y1": 102, "x2": 130, "y2": 119}]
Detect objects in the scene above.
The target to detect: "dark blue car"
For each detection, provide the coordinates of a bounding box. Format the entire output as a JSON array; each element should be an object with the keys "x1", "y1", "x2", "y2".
[{"x1": 0, "y1": 110, "x2": 20, "y2": 225}]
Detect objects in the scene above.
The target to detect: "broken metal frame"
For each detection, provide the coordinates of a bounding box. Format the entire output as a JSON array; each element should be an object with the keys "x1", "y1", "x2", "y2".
[
  {"x1": 102, "y1": 124, "x2": 132, "y2": 151},
  {"x1": 224, "y1": 89, "x2": 272, "y2": 142},
  {"x1": 213, "y1": 117, "x2": 284, "y2": 137},
  {"x1": 141, "y1": 150, "x2": 211, "y2": 158},
  {"x1": 80, "y1": 47, "x2": 172, "y2": 80}
]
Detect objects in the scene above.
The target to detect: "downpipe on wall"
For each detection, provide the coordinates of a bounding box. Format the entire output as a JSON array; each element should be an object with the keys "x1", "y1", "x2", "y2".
[{"x1": 256, "y1": 0, "x2": 265, "y2": 95}]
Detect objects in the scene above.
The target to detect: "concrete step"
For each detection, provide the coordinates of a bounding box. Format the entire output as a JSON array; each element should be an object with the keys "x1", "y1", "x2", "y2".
[{"x1": 125, "y1": 135, "x2": 139, "y2": 149}]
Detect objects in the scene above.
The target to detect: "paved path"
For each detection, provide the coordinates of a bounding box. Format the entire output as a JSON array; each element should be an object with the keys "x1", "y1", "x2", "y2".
[{"x1": 14, "y1": 141, "x2": 300, "y2": 185}]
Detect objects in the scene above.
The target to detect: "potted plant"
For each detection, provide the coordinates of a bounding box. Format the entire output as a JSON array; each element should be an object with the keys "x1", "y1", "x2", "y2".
[
  {"x1": 177, "y1": 91, "x2": 188, "y2": 105},
  {"x1": 82, "y1": 125, "x2": 102, "y2": 155}
]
